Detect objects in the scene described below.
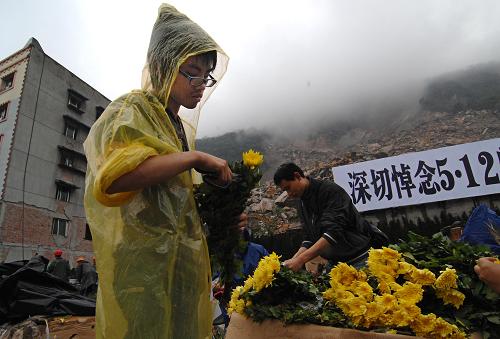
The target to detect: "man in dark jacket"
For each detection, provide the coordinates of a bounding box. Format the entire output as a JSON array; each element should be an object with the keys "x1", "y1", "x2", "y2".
[
  {"x1": 47, "y1": 249, "x2": 71, "y2": 281},
  {"x1": 274, "y1": 163, "x2": 388, "y2": 271},
  {"x1": 75, "y1": 256, "x2": 98, "y2": 298}
]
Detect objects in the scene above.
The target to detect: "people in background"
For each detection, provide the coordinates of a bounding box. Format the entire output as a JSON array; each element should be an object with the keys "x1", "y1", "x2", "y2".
[
  {"x1": 273, "y1": 163, "x2": 388, "y2": 272},
  {"x1": 47, "y1": 249, "x2": 71, "y2": 282},
  {"x1": 75, "y1": 256, "x2": 98, "y2": 298}
]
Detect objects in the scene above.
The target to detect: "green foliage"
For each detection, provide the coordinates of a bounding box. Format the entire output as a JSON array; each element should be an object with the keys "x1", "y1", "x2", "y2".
[
  {"x1": 391, "y1": 232, "x2": 500, "y2": 337},
  {"x1": 242, "y1": 267, "x2": 349, "y2": 327},
  {"x1": 195, "y1": 160, "x2": 262, "y2": 304},
  {"x1": 237, "y1": 232, "x2": 498, "y2": 337}
]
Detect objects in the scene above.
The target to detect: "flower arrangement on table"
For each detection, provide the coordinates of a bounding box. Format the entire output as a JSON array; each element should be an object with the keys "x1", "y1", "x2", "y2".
[
  {"x1": 228, "y1": 232, "x2": 500, "y2": 339},
  {"x1": 323, "y1": 248, "x2": 465, "y2": 338},
  {"x1": 195, "y1": 149, "x2": 263, "y2": 305}
]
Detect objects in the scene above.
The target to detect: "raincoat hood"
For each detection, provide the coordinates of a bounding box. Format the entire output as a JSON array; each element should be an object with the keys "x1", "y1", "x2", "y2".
[{"x1": 142, "y1": 3, "x2": 228, "y2": 148}]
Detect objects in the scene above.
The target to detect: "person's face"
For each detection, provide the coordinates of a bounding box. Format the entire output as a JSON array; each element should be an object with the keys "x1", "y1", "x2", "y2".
[
  {"x1": 169, "y1": 55, "x2": 215, "y2": 109},
  {"x1": 279, "y1": 174, "x2": 306, "y2": 199}
]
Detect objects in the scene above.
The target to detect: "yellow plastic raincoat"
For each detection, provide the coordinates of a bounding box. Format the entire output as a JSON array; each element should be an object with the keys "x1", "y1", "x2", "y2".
[{"x1": 83, "y1": 4, "x2": 228, "y2": 338}]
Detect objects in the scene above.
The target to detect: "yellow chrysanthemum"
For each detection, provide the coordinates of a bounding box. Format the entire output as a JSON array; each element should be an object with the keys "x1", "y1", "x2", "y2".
[
  {"x1": 394, "y1": 282, "x2": 423, "y2": 304},
  {"x1": 397, "y1": 261, "x2": 415, "y2": 275},
  {"x1": 364, "y1": 301, "x2": 385, "y2": 322},
  {"x1": 242, "y1": 149, "x2": 264, "y2": 169},
  {"x1": 435, "y1": 288, "x2": 465, "y2": 309},
  {"x1": 391, "y1": 308, "x2": 411, "y2": 327},
  {"x1": 431, "y1": 317, "x2": 454, "y2": 338},
  {"x1": 368, "y1": 263, "x2": 397, "y2": 283},
  {"x1": 428, "y1": 317, "x2": 466, "y2": 339},
  {"x1": 351, "y1": 281, "x2": 374, "y2": 302},
  {"x1": 381, "y1": 247, "x2": 402, "y2": 260},
  {"x1": 389, "y1": 282, "x2": 402, "y2": 292},
  {"x1": 435, "y1": 268, "x2": 458, "y2": 290},
  {"x1": 399, "y1": 303, "x2": 421, "y2": 318},
  {"x1": 323, "y1": 288, "x2": 336, "y2": 301},
  {"x1": 228, "y1": 286, "x2": 245, "y2": 314},
  {"x1": 411, "y1": 313, "x2": 436, "y2": 336},
  {"x1": 409, "y1": 268, "x2": 436, "y2": 285},
  {"x1": 252, "y1": 252, "x2": 281, "y2": 292},
  {"x1": 375, "y1": 293, "x2": 398, "y2": 311},
  {"x1": 334, "y1": 289, "x2": 355, "y2": 301},
  {"x1": 343, "y1": 297, "x2": 367, "y2": 317},
  {"x1": 242, "y1": 276, "x2": 254, "y2": 293},
  {"x1": 329, "y1": 262, "x2": 360, "y2": 287},
  {"x1": 378, "y1": 280, "x2": 391, "y2": 294}
]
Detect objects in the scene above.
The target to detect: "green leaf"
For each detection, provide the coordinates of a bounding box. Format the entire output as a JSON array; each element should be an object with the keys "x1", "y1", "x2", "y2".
[{"x1": 487, "y1": 315, "x2": 500, "y2": 324}]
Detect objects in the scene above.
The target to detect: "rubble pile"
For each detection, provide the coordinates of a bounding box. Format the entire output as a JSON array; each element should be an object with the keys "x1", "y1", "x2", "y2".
[{"x1": 246, "y1": 109, "x2": 500, "y2": 237}]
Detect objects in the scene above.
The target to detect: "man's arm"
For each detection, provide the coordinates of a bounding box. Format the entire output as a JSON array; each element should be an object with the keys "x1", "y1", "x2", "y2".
[
  {"x1": 47, "y1": 261, "x2": 54, "y2": 273},
  {"x1": 292, "y1": 246, "x2": 308, "y2": 259},
  {"x1": 107, "y1": 150, "x2": 231, "y2": 194},
  {"x1": 284, "y1": 238, "x2": 332, "y2": 272}
]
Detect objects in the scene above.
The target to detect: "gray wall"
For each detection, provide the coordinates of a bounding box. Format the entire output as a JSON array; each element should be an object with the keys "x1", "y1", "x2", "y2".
[{"x1": 4, "y1": 42, "x2": 110, "y2": 217}]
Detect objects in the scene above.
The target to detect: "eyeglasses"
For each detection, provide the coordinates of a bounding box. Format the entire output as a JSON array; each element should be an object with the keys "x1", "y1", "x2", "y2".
[{"x1": 179, "y1": 70, "x2": 217, "y2": 87}]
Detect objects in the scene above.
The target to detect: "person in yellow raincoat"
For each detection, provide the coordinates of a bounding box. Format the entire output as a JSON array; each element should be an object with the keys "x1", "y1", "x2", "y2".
[{"x1": 84, "y1": 4, "x2": 243, "y2": 338}]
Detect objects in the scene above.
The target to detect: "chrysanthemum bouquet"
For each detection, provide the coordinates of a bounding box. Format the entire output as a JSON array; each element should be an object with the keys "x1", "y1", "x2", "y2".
[
  {"x1": 195, "y1": 149, "x2": 263, "y2": 305},
  {"x1": 229, "y1": 233, "x2": 500, "y2": 338},
  {"x1": 323, "y1": 247, "x2": 467, "y2": 338},
  {"x1": 229, "y1": 252, "x2": 348, "y2": 326}
]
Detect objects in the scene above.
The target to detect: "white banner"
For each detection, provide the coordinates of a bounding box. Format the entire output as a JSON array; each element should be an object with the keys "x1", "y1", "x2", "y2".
[{"x1": 332, "y1": 139, "x2": 500, "y2": 212}]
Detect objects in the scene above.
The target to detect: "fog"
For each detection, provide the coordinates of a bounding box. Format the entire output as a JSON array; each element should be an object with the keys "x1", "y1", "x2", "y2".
[{"x1": 2, "y1": 0, "x2": 499, "y2": 137}]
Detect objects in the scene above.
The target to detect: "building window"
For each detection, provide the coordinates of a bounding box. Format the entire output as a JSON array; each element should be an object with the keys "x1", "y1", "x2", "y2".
[
  {"x1": 84, "y1": 224, "x2": 92, "y2": 240},
  {"x1": 96, "y1": 106, "x2": 105, "y2": 120},
  {"x1": 0, "y1": 72, "x2": 15, "y2": 91},
  {"x1": 67, "y1": 90, "x2": 87, "y2": 113},
  {"x1": 52, "y1": 218, "x2": 68, "y2": 236},
  {"x1": 0, "y1": 102, "x2": 7, "y2": 122},
  {"x1": 62, "y1": 153, "x2": 74, "y2": 167},
  {"x1": 64, "y1": 123, "x2": 77, "y2": 140},
  {"x1": 56, "y1": 184, "x2": 72, "y2": 202}
]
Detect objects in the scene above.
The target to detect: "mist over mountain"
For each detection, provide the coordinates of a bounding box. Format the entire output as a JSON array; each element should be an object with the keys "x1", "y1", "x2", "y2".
[
  {"x1": 420, "y1": 61, "x2": 500, "y2": 112},
  {"x1": 196, "y1": 62, "x2": 500, "y2": 179}
]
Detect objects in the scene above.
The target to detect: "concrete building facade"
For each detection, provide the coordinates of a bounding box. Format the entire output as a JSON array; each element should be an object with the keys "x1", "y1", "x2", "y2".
[{"x1": 0, "y1": 38, "x2": 110, "y2": 264}]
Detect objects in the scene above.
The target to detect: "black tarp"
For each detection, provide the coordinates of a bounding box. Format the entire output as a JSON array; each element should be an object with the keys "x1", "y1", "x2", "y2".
[
  {"x1": 0, "y1": 260, "x2": 28, "y2": 280},
  {"x1": 0, "y1": 264, "x2": 95, "y2": 324}
]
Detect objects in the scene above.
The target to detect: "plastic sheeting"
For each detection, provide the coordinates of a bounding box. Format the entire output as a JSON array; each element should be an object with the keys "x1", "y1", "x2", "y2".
[
  {"x1": 0, "y1": 266, "x2": 95, "y2": 325},
  {"x1": 83, "y1": 3, "x2": 228, "y2": 339}
]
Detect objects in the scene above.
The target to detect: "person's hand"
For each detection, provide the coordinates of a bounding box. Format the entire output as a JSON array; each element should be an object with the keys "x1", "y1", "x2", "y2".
[
  {"x1": 195, "y1": 151, "x2": 232, "y2": 186},
  {"x1": 474, "y1": 257, "x2": 500, "y2": 293},
  {"x1": 284, "y1": 256, "x2": 305, "y2": 272},
  {"x1": 235, "y1": 213, "x2": 248, "y2": 232}
]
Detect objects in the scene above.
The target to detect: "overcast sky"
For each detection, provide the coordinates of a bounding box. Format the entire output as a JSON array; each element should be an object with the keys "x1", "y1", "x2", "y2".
[{"x1": 2, "y1": 0, "x2": 500, "y2": 137}]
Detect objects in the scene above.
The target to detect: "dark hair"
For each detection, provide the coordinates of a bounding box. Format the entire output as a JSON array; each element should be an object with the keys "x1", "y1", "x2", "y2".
[
  {"x1": 196, "y1": 50, "x2": 217, "y2": 70},
  {"x1": 273, "y1": 163, "x2": 305, "y2": 185}
]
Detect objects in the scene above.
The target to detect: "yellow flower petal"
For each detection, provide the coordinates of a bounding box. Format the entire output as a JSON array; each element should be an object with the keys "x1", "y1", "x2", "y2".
[{"x1": 242, "y1": 149, "x2": 264, "y2": 168}]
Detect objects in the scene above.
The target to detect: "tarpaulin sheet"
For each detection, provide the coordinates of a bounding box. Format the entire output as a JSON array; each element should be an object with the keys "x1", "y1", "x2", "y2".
[{"x1": 0, "y1": 266, "x2": 95, "y2": 324}]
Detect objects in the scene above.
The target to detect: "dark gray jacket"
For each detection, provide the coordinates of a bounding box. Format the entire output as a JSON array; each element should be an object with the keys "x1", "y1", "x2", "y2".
[
  {"x1": 298, "y1": 177, "x2": 372, "y2": 263},
  {"x1": 75, "y1": 261, "x2": 98, "y2": 291},
  {"x1": 47, "y1": 257, "x2": 71, "y2": 281}
]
